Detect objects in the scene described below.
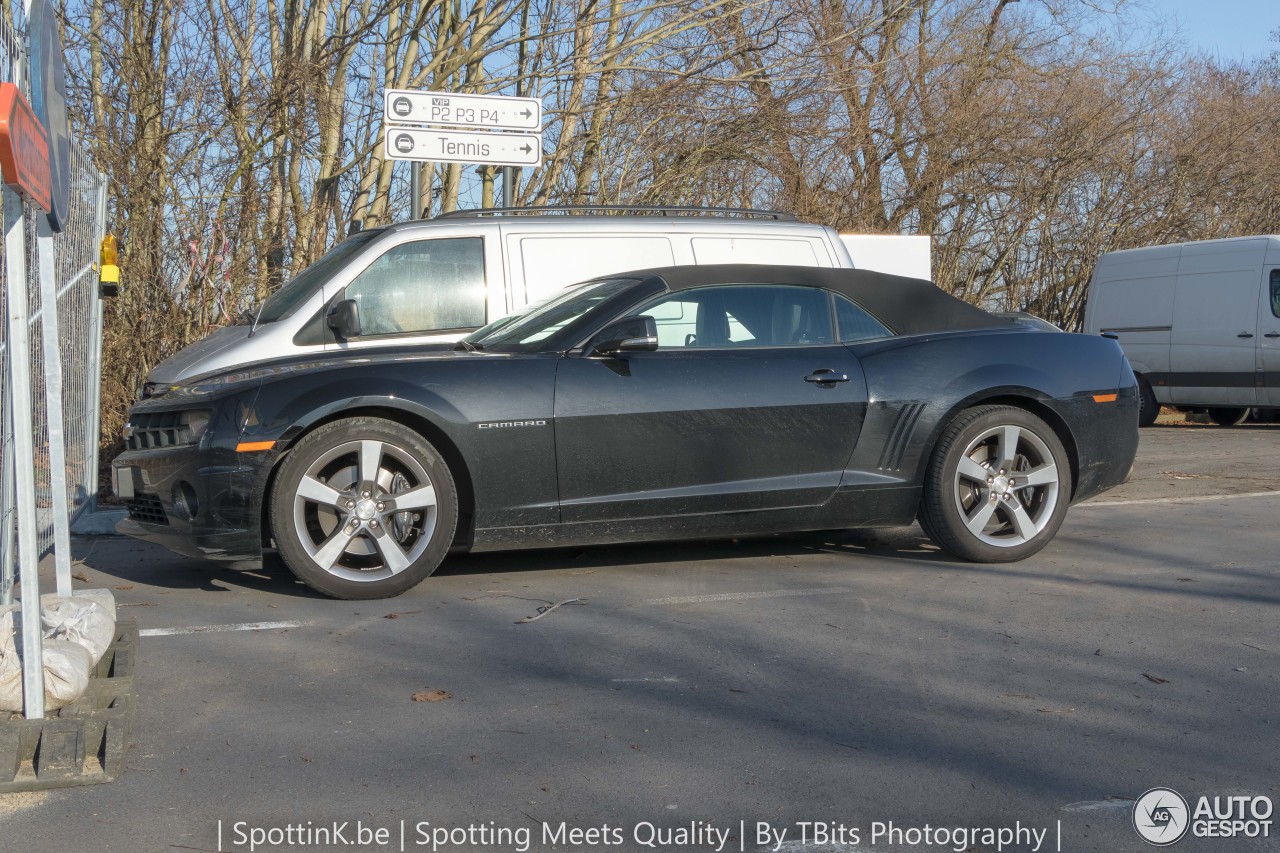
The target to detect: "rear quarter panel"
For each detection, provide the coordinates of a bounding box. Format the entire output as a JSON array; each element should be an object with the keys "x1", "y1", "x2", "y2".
[{"x1": 846, "y1": 329, "x2": 1137, "y2": 502}]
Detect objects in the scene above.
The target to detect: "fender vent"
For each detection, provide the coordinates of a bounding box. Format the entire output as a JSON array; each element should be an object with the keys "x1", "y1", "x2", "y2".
[{"x1": 878, "y1": 402, "x2": 926, "y2": 471}]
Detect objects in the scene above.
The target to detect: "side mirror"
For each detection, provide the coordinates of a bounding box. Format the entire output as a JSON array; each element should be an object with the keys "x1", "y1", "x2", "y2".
[
  {"x1": 590, "y1": 315, "x2": 659, "y2": 357},
  {"x1": 327, "y1": 299, "x2": 362, "y2": 339}
]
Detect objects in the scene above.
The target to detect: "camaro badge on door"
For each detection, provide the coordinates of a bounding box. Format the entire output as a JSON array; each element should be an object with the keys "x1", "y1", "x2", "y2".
[{"x1": 477, "y1": 420, "x2": 547, "y2": 429}]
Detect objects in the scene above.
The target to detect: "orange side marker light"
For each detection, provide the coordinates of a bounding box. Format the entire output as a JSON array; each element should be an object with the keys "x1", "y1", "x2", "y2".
[
  {"x1": 1092, "y1": 393, "x2": 1118, "y2": 403},
  {"x1": 235, "y1": 440, "x2": 276, "y2": 452}
]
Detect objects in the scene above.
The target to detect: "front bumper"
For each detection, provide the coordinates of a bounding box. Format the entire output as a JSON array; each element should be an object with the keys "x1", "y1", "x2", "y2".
[{"x1": 112, "y1": 441, "x2": 274, "y2": 568}]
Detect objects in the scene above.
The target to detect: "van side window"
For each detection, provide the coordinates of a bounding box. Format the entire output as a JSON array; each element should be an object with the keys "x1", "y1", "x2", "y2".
[
  {"x1": 633, "y1": 285, "x2": 834, "y2": 348},
  {"x1": 833, "y1": 293, "x2": 892, "y2": 342},
  {"x1": 343, "y1": 238, "x2": 485, "y2": 336},
  {"x1": 1271, "y1": 269, "x2": 1280, "y2": 318}
]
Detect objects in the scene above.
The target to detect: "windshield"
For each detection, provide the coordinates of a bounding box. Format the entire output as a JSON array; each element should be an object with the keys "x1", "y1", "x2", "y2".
[
  {"x1": 256, "y1": 230, "x2": 382, "y2": 324},
  {"x1": 460, "y1": 295, "x2": 557, "y2": 345},
  {"x1": 468, "y1": 278, "x2": 640, "y2": 352}
]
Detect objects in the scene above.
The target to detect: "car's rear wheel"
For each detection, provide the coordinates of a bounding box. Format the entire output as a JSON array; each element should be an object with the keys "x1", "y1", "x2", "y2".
[
  {"x1": 1136, "y1": 375, "x2": 1159, "y2": 428},
  {"x1": 270, "y1": 417, "x2": 457, "y2": 599},
  {"x1": 1207, "y1": 407, "x2": 1249, "y2": 427},
  {"x1": 919, "y1": 405, "x2": 1071, "y2": 562}
]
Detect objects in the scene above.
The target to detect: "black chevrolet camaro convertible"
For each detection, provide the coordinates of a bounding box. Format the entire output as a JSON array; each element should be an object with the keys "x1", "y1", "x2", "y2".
[{"x1": 114, "y1": 265, "x2": 1139, "y2": 599}]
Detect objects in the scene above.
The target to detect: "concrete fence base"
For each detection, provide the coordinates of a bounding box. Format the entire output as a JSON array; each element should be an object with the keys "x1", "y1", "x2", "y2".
[{"x1": 0, "y1": 621, "x2": 138, "y2": 792}]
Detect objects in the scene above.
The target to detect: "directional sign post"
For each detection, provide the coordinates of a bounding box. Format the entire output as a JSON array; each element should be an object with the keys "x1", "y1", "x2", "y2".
[
  {"x1": 384, "y1": 90, "x2": 543, "y2": 215},
  {"x1": 384, "y1": 90, "x2": 541, "y2": 131}
]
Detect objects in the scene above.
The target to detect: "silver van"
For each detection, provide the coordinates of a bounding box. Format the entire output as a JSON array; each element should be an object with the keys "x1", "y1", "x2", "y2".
[
  {"x1": 1083, "y1": 235, "x2": 1280, "y2": 426},
  {"x1": 145, "y1": 207, "x2": 855, "y2": 391}
]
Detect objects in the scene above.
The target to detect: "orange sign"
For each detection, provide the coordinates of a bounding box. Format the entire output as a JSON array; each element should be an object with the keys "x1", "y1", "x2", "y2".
[{"x1": 0, "y1": 83, "x2": 51, "y2": 212}]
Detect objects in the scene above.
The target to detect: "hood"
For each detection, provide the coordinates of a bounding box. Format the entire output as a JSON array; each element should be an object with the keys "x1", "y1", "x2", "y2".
[
  {"x1": 155, "y1": 340, "x2": 469, "y2": 395},
  {"x1": 147, "y1": 324, "x2": 253, "y2": 385}
]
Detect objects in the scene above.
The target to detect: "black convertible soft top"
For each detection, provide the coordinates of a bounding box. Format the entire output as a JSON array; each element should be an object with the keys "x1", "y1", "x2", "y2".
[{"x1": 630, "y1": 264, "x2": 1011, "y2": 336}]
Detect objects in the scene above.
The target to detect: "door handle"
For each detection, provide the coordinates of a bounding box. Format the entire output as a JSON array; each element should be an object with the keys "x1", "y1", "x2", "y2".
[
  {"x1": 1237, "y1": 332, "x2": 1254, "y2": 338},
  {"x1": 1265, "y1": 332, "x2": 1280, "y2": 338},
  {"x1": 804, "y1": 369, "x2": 850, "y2": 384}
]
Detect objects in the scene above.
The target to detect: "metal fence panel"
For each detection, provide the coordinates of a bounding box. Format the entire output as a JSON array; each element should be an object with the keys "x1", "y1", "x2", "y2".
[
  {"x1": 24, "y1": 148, "x2": 108, "y2": 554},
  {"x1": 0, "y1": 11, "x2": 108, "y2": 603}
]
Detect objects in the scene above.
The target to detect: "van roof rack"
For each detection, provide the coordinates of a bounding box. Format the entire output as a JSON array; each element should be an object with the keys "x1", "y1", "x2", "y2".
[{"x1": 432, "y1": 205, "x2": 797, "y2": 221}]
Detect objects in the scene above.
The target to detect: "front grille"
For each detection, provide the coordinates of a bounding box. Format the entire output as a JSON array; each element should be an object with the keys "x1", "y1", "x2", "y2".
[
  {"x1": 126, "y1": 411, "x2": 191, "y2": 450},
  {"x1": 127, "y1": 493, "x2": 169, "y2": 526}
]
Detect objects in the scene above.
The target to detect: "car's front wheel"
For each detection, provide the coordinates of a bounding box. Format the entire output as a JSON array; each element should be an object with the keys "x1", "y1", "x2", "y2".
[
  {"x1": 919, "y1": 405, "x2": 1071, "y2": 562},
  {"x1": 270, "y1": 417, "x2": 458, "y2": 599}
]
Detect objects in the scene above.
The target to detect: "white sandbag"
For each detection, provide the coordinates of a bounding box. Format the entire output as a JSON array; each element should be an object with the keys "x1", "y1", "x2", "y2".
[
  {"x1": 40, "y1": 591, "x2": 117, "y2": 665},
  {"x1": 28, "y1": 639, "x2": 92, "y2": 710},
  {"x1": 0, "y1": 605, "x2": 20, "y2": 712},
  {"x1": 0, "y1": 606, "x2": 95, "y2": 713},
  {"x1": 63, "y1": 588, "x2": 117, "y2": 621}
]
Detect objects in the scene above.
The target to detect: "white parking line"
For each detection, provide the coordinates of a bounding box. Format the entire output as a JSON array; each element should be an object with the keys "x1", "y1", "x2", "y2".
[
  {"x1": 639, "y1": 588, "x2": 853, "y2": 606},
  {"x1": 611, "y1": 677, "x2": 682, "y2": 683},
  {"x1": 139, "y1": 620, "x2": 305, "y2": 637},
  {"x1": 1061, "y1": 799, "x2": 1133, "y2": 812},
  {"x1": 1080, "y1": 489, "x2": 1278, "y2": 508}
]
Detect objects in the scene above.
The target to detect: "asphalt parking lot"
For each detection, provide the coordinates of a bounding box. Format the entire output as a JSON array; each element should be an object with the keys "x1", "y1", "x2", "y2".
[{"x1": 2, "y1": 421, "x2": 1277, "y2": 853}]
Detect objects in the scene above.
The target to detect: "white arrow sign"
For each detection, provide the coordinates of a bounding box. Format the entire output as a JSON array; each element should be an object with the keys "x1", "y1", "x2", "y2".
[
  {"x1": 384, "y1": 127, "x2": 543, "y2": 167},
  {"x1": 384, "y1": 89, "x2": 541, "y2": 131}
]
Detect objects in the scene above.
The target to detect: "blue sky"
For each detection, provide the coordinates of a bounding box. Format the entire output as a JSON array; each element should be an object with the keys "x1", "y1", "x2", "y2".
[{"x1": 1150, "y1": 0, "x2": 1278, "y2": 60}]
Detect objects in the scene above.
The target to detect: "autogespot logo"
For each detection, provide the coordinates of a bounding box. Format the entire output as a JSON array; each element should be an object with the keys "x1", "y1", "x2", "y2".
[{"x1": 1134, "y1": 788, "x2": 1191, "y2": 846}]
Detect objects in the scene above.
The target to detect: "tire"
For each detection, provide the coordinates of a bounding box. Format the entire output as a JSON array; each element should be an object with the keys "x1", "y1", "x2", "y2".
[
  {"x1": 1136, "y1": 375, "x2": 1159, "y2": 428},
  {"x1": 1251, "y1": 407, "x2": 1277, "y2": 424},
  {"x1": 918, "y1": 405, "x2": 1071, "y2": 563},
  {"x1": 1206, "y1": 407, "x2": 1249, "y2": 427},
  {"x1": 270, "y1": 417, "x2": 458, "y2": 599}
]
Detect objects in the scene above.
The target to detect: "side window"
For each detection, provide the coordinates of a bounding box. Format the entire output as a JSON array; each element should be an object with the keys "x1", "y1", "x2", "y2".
[
  {"x1": 1271, "y1": 269, "x2": 1280, "y2": 319},
  {"x1": 343, "y1": 238, "x2": 485, "y2": 336},
  {"x1": 633, "y1": 285, "x2": 834, "y2": 349},
  {"x1": 834, "y1": 293, "x2": 892, "y2": 342}
]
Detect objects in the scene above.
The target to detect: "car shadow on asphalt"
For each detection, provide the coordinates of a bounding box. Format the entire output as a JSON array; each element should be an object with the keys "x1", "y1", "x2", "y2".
[
  {"x1": 71, "y1": 525, "x2": 955, "y2": 598},
  {"x1": 73, "y1": 517, "x2": 1276, "y2": 610},
  {"x1": 433, "y1": 525, "x2": 953, "y2": 578}
]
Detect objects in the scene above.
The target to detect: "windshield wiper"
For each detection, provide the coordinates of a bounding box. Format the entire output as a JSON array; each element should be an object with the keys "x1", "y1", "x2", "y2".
[{"x1": 454, "y1": 339, "x2": 483, "y2": 352}]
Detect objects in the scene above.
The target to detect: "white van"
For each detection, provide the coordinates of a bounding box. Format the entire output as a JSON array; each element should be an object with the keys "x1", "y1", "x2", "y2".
[
  {"x1": 838, "y1": 234, "x2": 931, "y2": 280},
  {"x1": 1083, "y1": 235, "x2": 1280, "y2": 426},
  {"x1": 145, "y1": 207, "x2": 855, "y2": 392}
]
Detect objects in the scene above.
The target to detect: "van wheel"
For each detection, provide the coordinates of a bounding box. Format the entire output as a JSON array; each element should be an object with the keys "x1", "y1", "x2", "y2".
[
  {"x1": 918, "y1": 405, "x2": 1071, "y2": 563},
  {"x1": 1136, "y1": 376, "x2": 1159, "y2": 428},
  {"x1": 1206, "y1": 407, "x2": 1249, "y2": 427},
  {"x1": 270, "y1": 417, "x2": 458, "y2": 599}
]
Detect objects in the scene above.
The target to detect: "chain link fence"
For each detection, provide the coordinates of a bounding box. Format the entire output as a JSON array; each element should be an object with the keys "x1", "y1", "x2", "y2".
[{"x1": 0, "y1": 10, "x2": 109, "y2": 603}]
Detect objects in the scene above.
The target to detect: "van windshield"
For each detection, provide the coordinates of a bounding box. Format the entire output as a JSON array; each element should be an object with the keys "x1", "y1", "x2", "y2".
[{"x1": 256, "y1": 231, "x2": 382, "y2": 324}]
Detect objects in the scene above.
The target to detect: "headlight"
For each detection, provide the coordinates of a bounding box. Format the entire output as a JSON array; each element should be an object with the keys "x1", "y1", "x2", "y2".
[
  {"x1": 179, "y1": 410, "x2": 211, "y2": 443},
  {"x1": 140, "y1": 381, "x2": 175, "y2": 399}
]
